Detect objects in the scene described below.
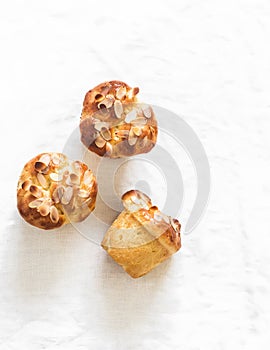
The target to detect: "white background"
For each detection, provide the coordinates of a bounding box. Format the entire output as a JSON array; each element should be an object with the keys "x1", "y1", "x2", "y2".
[{"x1": 1, "y1": 0, "x2": 270, "y2": 349}]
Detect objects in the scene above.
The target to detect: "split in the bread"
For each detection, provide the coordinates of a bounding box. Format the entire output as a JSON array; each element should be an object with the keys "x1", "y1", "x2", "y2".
[
  {"x1": 80, "y1": 80, "x2": 158, "y2": 158},
  {"x1": 101, "y1": 190, "x2": 181, "y2": 278},
  {"x1": 17, "y1": 152, "x2": 97, "y2": 230}
]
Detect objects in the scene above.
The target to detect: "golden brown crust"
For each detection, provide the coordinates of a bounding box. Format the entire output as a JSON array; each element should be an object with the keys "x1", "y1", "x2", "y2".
[
  {"x1": 17, "y1": 153, "x2": 97, "y2": 230},
  {"x1": 80, "y1": 80, "x2": 158, "y2": 158},
  {"x1": 101, "y1": 190, "x2": 181, "y2": 278}
]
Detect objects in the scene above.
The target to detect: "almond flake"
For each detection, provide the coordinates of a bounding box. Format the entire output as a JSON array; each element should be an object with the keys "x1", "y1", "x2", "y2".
[
  {"x1": 77, "y1": 189, "x2": 90, "y2": 198},
  {"x1": 52, "y1": 154, "x2": 60, "y2": 165},
  {"x1": 116, "y1": 86, "x2": 126, "y2": 100},
  {"x1": 105, "y1": 142, "x2": 113, "y2": 156},
  {"x1": 83, "y1": 170, "x2": 93, "y2": 186},
  {"x1": 61, "y1": 186, "x2": 73, "y2": 205},
  {"x1": 114, "y1": 100, "x2": 123, "y2": 118},
  {"x1": 34, "y1": 161, "x2": 47, "y2": 173},
  {"x1": 52, "y1": 186, "x2": 64, "y2": 204},
  {"x1": 128, "y1": 129, "x2": 138, "y2": 146},
  {"x1": 39, "y1": 154, "x2": 51, "y2": 166},
  {"x1": 28, "y1": 199, "x2": 44, "y2": 209},
  {"x1": 94, "y1": 93, "x2": 104, "y2": 102},
  {"x1": 70, "y1": 173, "x2": 80, "y2": 185},
  {"x1": 37, "y1": 173, "x2": 47, "y2": 188},
  {"x1": 38, "y1": 203, "x2": 50, "y2": 216},
  {"x1": 29, "y1": 185, "x2": 43, "y2": 198},
  {"x1": 100, "y1": 127, "x2": 111, "y2": 141},
  {"x1": 50, "y1": 172, "x2": 63, "y2": 182},
  {"x1": 142, "y1": 105, "x2": 152, "y2": 118},
  {"x1": 50, "y1": 206, "x2": 59, "y2": 223},
  {"x1": 131, "y1": 116, "x2": 147, "y2": 127},
  {"x1": 21, "y1": 180, "x2": 32, "y2": 191},
  {"x1": 95, "y1": 136, "x2": 106, "y2": 148},
  {"x1": 132, "y1": 126, "x2": 142, "y2": 136},
  {"x1": 94, "y1": 121, "x2": 108, "y2": 131}
]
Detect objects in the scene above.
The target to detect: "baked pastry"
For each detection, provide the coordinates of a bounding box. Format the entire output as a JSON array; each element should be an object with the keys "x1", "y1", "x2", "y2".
[
  {"x1": 101, "y1": 190, "x2": 181, "y2": 278},
  {"x1": 80, "y1": 80, "x2": 158, "y2": 158},
  {"x1": 17, "y1": 152, "x2": 97, "y2": 230}
]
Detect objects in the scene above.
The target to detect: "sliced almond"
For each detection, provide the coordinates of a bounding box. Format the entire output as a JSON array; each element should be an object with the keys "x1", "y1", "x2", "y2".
[
  {"x1": 114, "y1": 100, "x2": 123, "y2": 119},
  {"x1": 38, "y1": 203, "x2": 50, "y2": 216},
  {"x1": 72, "y1": 161, "x2": 82, "y2": 175},
  {"x1": 142, "y1": 105, "x2": 152, "y2": 119},
  {"x1": 95, "y1": 135, "x2": 106, "y2": 148},
  {"x1": 50, "y1": 206, "x2": 59, "y2": 223},
  {"x1": 70, "y1": 173, "x2": 80, "y2": 185},
  {"x1": 98, "y1": 96, "x2": 114, "y2": 109},
  {"x1": 141, "y1": 135, "x2": 148, "y2": 147},
  {"x1": 37, "y1": 173, "x2": 47, "y2": 188},
  {"x1": 100, "y1": 127, "x2": 111, "y2": 141},
  {"x1": 116, "y1": 86, "x2": 126, "y2": 100},
  {"x1": 132, "y1": 126, "x2": 142, "y2": 137},
  {"x1": 52, "y1": 154, "x2": 60, "y2": 165},
  {"x1": 94, "y1": 121, "x2": 109, "y2": 132},
  {"x1": 28, "y1": 198, "x2": 44, "y2": 209},
  {"x1": 131, "y1": 116, "x2": 147, "y2": 127},
  {"x1": 127, "y1": 87, "x2": 139, "y2": 99},
  {"x1": 128, "y1": 129, "x2": 138, "y2": 146},
  {"x1": 83, "y1": 170, "x2": 93, "y2": 186},
  {"x1": 39, "y1": 154, "x2": 51, "y2": 166},
  {"x1": 77, "y1": 189, "x2": 90, "y2": 198},
  {"x1": 29, "y1": 185, "x2": 43, "y2": 198},
  {"x1": 21, "y1": 180, "x2": 32, "y2": 191},
  {"x1": 105, "y1": 141, "x2": 113, "y2": 156},
  {"x1": 50, "y1": 172, "x2": 63, "y2": 182},
  {"x1": 52, "y1": 186, "x2": 65, "y2": 204},
  {"x1": 34, "y1": 161, "x2": 47, "y2": 173},
  {"x1": 61, "y1": 186, "x2": 73, "y2": 205},
  {"x1": 125, "y1": 109, "x2": 137, "y2": 123},
  {"x1": 94, "y1": 93, "x2": 104, "y2": 102}
]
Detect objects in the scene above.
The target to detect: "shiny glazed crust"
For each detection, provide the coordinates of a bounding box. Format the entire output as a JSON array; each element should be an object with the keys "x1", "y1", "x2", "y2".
[
  {"x1": 17, "y1": 153, "x2": 97, "y2": 230},
  {"x1": 101, "y1": 190, "x2": 181, "y2": 278}
]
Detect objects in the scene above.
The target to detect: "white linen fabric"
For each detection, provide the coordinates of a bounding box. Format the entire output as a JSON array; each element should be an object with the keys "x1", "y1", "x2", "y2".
[{"x1": 0, "y1": 1, "x2": 270, "y2": 349}]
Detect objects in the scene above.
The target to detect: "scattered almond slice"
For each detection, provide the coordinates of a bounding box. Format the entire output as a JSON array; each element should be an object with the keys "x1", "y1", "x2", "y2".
[
  {"x1": 51, "y1": 154, "x2": 60, "y2": 165},
  {"x1": 29, "y1": 185, "x2": 43, "y2": 198},
  {"x1": 94, "y1": 121, "x2": 109, "y2": 132},
  {"x1": 38, "y1": 203, "x2": 50, "y2": 216},
  {"x1": 132, "y1": 126, "x2": 142, "y2": 136},
  {"x1": 95, "y1": 136, "x2": 106, "y2": 148},
  {"x1": 142, "y1": 105, "x2": 152, "y2": 119},
  {"x1": 100, "y1": 127, "x2": 111, "y2": 141},
  {"x1": 105, "y1": 142, "x2": 113, "y2": 156},
  {"x1": 114, "y1": 100, "x2": 123, "y2": 119},
  {"x1": 70, "y1": 173, "x2": 80, "y2": 185},
  {"x1": 78, "y1": 189, "x2": 90, "y2": 198},
  {"x1": 50, "y1": 172, "x2": 63, "y2": 182},
  {"x1": 61, "y1": 186, "x2": 73, "y2": 205},
  {"x1": 131, "y1": 116, "x2": 147, "y2": 127},
  {"x1": 116, "y1": 86, "x2": 126, "y2": 100},
  {"x1": 37, "y1": 173, "x2": 47, "y2": 188},
  {"x1": 125, "y1": 109, "x2": 137, "y2": 123},
  {"x1": 39, "y1": 154, "x2": 51, "y2": 166},
  {"x1": 128, "y1": 129, "x2": 138, "y2": 146},
  {"x1": 94, "y1": 93, "x2": 104, "y2": 102},
  {"x1": 83, "y1": 170, "x2": 93, "y2": 186},
  {"x1": 34, "y1": 161, "x2": 47, "y2": 173},
  {"x1": 127, "y1": 87, "x2": 139, "y2": 99},
  {"x1": 21, "y1": 179, "x2": 32, "y2": 191},
  {"x1": 28, "y1": 198, "x2": 44, "y2": 209},
  {"x1": 52, "y1": 186, "x2": 65, "y2": 204},
  {"x1": 50, "y1": 206, "x2": 59, "y2": 223}
]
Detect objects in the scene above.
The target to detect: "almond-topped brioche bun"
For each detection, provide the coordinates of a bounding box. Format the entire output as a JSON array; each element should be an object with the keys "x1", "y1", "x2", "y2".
[
  {"x1": 80, "y1": 80, "x2": 158, "y2": 158},
  {"x1": 17, "y1": 152, "x2": 97, "y2": 230},
  {"x1": 101, "y1": 190, "x2": 181, "y2": 278}
]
